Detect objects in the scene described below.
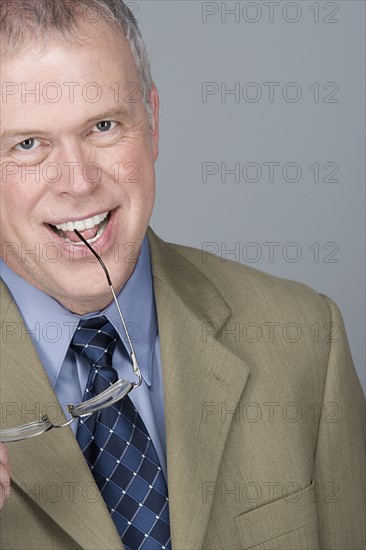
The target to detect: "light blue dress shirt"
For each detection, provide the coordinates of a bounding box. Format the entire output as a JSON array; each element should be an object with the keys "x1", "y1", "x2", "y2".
[{"x1": 0, "y1": 236, "x2": 168, "y2": 478}]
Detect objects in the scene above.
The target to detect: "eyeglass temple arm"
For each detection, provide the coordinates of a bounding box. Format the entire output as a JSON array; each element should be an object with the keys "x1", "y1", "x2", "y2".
[{"x1": 74, "y1": 230, "x2": 142, "y2": 387}]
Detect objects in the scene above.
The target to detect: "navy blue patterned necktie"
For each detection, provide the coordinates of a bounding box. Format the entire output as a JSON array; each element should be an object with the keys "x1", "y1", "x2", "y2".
[{"x1": 70, "y1": 316, "x2": 171, "y2": 550}]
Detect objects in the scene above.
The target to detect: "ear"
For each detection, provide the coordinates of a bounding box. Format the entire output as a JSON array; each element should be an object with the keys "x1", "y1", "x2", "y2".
[{"x1": 149, "y1": 82, "x2": 160, "y2": 162}]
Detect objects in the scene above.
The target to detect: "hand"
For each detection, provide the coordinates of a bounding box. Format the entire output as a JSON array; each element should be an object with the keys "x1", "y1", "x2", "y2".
[{"x1": 0, "y1": 443, "x2": 11, "y2": 509}]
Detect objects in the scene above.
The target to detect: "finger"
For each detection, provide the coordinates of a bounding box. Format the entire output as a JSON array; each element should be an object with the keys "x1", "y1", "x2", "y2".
[
  {"x1": 0, "y1": 483, "x2": 11, "y2": 509},
  {"x1": 0, "y1": 443, "x2": 10, "y2": 468},
  {"x1": 0, "y1": 463, "x2": 11, "y2": 487},
  {"x1": 0, "y1": 462, "x2": 11, "y2": 510}
]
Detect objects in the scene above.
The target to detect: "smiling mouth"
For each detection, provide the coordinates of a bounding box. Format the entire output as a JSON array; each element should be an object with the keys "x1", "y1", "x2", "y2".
[{"x1": 48, "y1": 211, "x2": 111, "y2": 245}]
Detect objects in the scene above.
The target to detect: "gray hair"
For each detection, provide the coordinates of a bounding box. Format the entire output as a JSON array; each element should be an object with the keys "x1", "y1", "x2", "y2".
[{"x1": 0, "y1": 0, "x2": 154, "y2": 124}]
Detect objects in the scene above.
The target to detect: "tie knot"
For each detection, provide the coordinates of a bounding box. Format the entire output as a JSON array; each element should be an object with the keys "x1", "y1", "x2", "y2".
[{"x1": 70, "y1": 316, "x2": 119, "y2": 370}]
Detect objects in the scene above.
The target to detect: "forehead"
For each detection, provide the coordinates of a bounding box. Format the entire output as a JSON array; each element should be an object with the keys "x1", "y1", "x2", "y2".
[
  {"x1": 1, "y1": 16, "x2": 135, "y2": 81},
  {"x1": 0, "y1": 21, "x2": 141, "y2": 137}
]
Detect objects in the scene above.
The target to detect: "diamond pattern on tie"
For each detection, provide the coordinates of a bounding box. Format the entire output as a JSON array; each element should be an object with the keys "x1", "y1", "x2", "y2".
[{"x1": 71, "y1": 316, "x2": 171, "y2": 550}]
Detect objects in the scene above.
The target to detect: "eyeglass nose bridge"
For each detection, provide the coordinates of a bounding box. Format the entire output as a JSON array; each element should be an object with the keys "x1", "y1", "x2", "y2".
[{"x1": 68, "y1": 378, "x2": 134, "y2": 418}]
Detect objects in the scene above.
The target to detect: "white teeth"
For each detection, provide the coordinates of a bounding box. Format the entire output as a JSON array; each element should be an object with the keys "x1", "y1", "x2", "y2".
[
  {"x1": 61, "y1": 216, "x2": 109, "y2": 246},
  {"x1": 55, "y1": 212, "x2": 109, "y2": 232}
]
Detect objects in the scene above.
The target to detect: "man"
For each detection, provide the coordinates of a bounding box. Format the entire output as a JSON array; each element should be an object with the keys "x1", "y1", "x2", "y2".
[{"x1": 0, "y1": 1, "x2": 364, "y2": 549}]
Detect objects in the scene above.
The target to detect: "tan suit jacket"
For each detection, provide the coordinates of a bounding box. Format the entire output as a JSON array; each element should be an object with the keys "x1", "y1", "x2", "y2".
[{"x1": 1, "y1": 228, "x2": 365, "y2": 549}]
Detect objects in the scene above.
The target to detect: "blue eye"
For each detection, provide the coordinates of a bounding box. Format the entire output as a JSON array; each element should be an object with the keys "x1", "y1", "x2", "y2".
[
  {"x1": 15, "y1": 138, "x2": 40, "y2": 151},
  {"x1": 95, "y1": 121, "x2": 117, "y2": 132}
]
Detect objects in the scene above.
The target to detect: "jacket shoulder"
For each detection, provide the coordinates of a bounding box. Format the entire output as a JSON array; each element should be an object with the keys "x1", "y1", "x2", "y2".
[{"x1": 165, "y1": 239, "x2": 333, "y2": 322}]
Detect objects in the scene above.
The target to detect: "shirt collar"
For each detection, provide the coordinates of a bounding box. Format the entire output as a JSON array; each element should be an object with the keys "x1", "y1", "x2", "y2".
[{"x1": 0, "y1": 235, "x2": 156, "y2": 387}]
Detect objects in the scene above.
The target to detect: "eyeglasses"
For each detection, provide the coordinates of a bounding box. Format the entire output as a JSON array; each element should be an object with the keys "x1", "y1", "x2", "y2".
[{"x1": 0, "y1": 230, "x2": 142, "y2": 443}]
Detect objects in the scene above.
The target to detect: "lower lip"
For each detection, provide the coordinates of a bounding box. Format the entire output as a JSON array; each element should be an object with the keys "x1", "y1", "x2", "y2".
[{"x1": 45, "y1": 210, "x2": 117, "y2": 258}]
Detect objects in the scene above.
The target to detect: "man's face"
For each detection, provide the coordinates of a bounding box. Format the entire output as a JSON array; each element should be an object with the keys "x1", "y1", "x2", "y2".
[{"x1": 0, "y1": 21, "x2": 159, "y2": 314}]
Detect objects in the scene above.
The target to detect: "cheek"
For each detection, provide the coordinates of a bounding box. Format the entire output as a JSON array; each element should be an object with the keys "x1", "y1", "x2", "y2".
[
  {"x1": 96, "y1": 134, "x2": 154, "y2": 177},
  {"x1": 96, "y1": 158, "x2": 153, "y2": 196},
  {"x1": 0, "y1": 172, "x2": 44, "y2": 232},
  {"x1": 0, "y1": 193, "x2": 20, "y2": 252},
  {"x1": 1, "y1": 160, "x2": 49, "y2": 201},
  {"x1": 0, "y1": 178, "x2": 19, "y2": 221}
]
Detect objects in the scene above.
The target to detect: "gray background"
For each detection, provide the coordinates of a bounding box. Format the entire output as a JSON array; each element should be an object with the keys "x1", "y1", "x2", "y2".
[{"x1": 133, "y1": 1, "x2": 365, "y2": 391}]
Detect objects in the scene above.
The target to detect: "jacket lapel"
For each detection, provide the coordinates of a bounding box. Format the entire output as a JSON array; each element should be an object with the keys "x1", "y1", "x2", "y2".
[
  {"x1": 0, "y1": 283, "x2": 123, "y2": 550},
  {"x1": 148, "y1": 229, "x2": 251, "y2": 549}
]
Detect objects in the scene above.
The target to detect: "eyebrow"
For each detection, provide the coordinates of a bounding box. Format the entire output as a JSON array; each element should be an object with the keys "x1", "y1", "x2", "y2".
[
  {"x1": 83, "y1": 107, "x2": 132, "y2": 126},
  {"x1": 0, "y1": 107, "x2": 132, "y2": 143}
]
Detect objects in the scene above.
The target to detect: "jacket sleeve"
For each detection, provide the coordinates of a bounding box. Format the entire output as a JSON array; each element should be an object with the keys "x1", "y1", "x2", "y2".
[{"x1": 314, "y1": 295, "x2": 365, "y2": 549}]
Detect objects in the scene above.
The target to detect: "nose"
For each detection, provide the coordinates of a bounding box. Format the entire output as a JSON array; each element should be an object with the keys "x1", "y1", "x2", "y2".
[{"x1": 50, "y1": 141, "x2": 101, "y2": 198}]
